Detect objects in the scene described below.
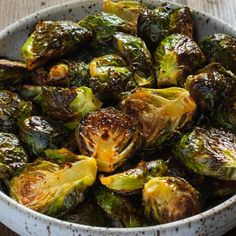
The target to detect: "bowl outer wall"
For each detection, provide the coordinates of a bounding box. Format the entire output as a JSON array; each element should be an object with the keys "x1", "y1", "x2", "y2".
[{"x1": 0, "y1": 0, "x2": 236, "y2": 235}]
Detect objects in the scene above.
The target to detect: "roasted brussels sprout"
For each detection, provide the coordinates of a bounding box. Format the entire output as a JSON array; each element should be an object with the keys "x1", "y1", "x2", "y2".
[
  {"x1": 95, "y1": 187, "x2": 144, "y2": 227},
  {"x1": 103, "y1": 0, "x2": 147, "y2": 33},
  {"x1": 19, "y1": 85, "x2": 42, "y2": 103},
  {"x1": 78, "y1": 12, "x2": 134, "y2": 45},
  {"x1": 89, "y1": 54, "x2": 136, "y2": 101},
  {"x1": 10, "y1": 157, "x2": 97, "y2": 217},
  {"x1": 200, "y1": 33, "x2": 236, "y2": 74},
  {"x1": 113, "y1": 32, "x2": 154, "y2": 87},
  {"x1": 154, "y1": 34, "x2": 206, "y2": 87},
  {"x1": 143, "y1": 176, "x2": 201, "y2": 223},
  {"x1": 213, "y1": 95, "x2": 236, "y2": 132},
  {"x1": 19, "y1": 116, "x2": 64, "y2": 156},
  {"x1": 41, "y1": 86, "x2": 102, "y2": 129},
  {"x1": 100, "y1": 160, "x2": 167, "y2": 194},
  {"x1": 173, "y1": 126, "x2": 236, "y2": 180},
  {"x1": 62, "y1": 198, "x2": 107, "y2": 226},
  {"x1": 121, "y1": 87, "x2": 196, "y2": 149},
  {"x1": 185, "y1": 63, "x2": 236, "y2": 113},
  {"x1": 138, "y1": 4, "x2": 194, "y2": 51},
  {"x1": 0, "y1": 59, "x2": 30, "y2": 86},
  {"x1": 21, "y1": 21, "x2": 92, "y2": 70},
  {"x1": 76, "y1": 107, "x2": 140, "y2": 172},
  {"x1": 32, "y1": 59, "x2": 89, "y2": 87},
  {"x1": 0, "y1": 90, "x2": 32, "y2": 132},
  {"x1": 0, "y1": 132, "x2": 28, "y2": 180},
  {"x1": 169, "y1": 7, "x2": 194, "y2": 39}
]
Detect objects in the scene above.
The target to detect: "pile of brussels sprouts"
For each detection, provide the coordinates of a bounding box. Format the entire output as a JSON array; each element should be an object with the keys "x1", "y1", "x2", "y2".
[{"x1": 0, "y1": 0, "x2": 236, "y2": 227}]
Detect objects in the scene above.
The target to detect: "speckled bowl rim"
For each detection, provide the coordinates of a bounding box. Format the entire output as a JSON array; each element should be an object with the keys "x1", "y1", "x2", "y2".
[{"x1": 0, "y1": 0, "x2": 236, "y2": 233}]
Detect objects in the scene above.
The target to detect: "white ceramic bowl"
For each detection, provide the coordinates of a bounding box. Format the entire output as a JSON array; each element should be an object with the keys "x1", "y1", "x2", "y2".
[{"x1": 0, "y1": 1, "x2": 236, "y2": 235}]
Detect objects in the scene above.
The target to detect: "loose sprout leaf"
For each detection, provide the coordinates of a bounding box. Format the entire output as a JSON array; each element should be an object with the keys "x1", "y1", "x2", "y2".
[
  {"x1": 100, "y1": 159, "x2": 167, "y2": 194},
  {"x1": 76, "y1": 107, "x2": 140, "y2": 172},
  {"x1": 10, "y1": 157, "x2": 97, "y2": 217}
]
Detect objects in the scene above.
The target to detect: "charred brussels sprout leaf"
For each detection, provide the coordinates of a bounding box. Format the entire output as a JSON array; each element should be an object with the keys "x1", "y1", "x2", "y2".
[
  {"x1": 89, "y1": 54, "x2": 136, "y2": 101},
  {"x1": 113, "y1": 32, "x2": 154, "y2": 87},
  {"x1": 103, "y1": 0, "x2": 147, "y2": 33},
  {"x1": 62, "y1": 198, "x2": 107, "y2": 226},
  {"x1": 95, "y1": 187, "x2": 144, "y2": 227},
  {"x1": 200, "y1": 33, "x2": 236, "y2": 74},
  {"x1": 10, "y1": 157, "x2": 97, "y2": 217},
  {"x1": 100, "y1": 160, "x2": 167, "y2": 194},
  {"x1": 185, "y1": 63, "x2": 236, "y2": 113},
  {"x1": 32, "y1": 59, "x2": 90, "y2": 87},
  {"x1": 138, "y1": 4, "x2": 194, "y2": 51},
  {"x1": 21, "y1": 21, "x2": 92, "y2": 70},
  {"x1": 0, "y1": 90, "x2": 32, "y2": 132},
  {"x1": 78, "y1": 12, "x2": 134, "y2": 45},
  {"x1": 173, "y1": 127, "x2": 236, "y2": 180},
  {"x1": 41, "y1": 86, "x2": 102, "y2": 129},
  {"x1": 143, "y1": 177, "x2": 201, "y2": 224},
  {"x1": 19, "y1": 116, "x2": 64, "y2": 156},
  {"x1": 76, "y1": 107, "x2": 140, "y2": 172},
  {"x1": 121, "y1": 87, "x2": 196, "y2": 149},
  {"x1": 0, "y1": 59, "x2": 30, "y2": 86},
  {"x1": 154, "y1": 34, "x2": 206, "y2": 87},
  {"x1": 0, "y1": 132, "x2": 28, "y2": 180}
]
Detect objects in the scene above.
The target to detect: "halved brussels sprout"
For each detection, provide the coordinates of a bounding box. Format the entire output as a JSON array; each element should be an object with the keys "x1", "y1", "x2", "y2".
[
  {"x1": 173, "y1": 126, "x2": 236, "y2": 180},
  {"x1": 10, "y1": 157, "x2": 97, "y2": 217},
  {"x1": 21, "y1": 21, "x2": 92, "y2": 70},
  {"x1": 78, "y1": 12, "x2": 134, "y2": 45},
  {"x1": 143, "y1": 176, "x2": 201, "y2": 223},
  {"x1": 200, "y1": 33, "x2": 236, "y2": 74},
  {"x1": 62, "y1": 198, "x2": 107, "y2": 226},
  {"x1": 185, "y1": 63, "x2": 236, "y2": 113},
  {"x1": 89, "y1": 54, "x2": 136, "y2": 101},
  {"x1": 103, "y1": 0, "x2": 147, "y2": 33},
  {"x1": 32, "y1": 59, "x2": 90, "y2": 87},
  {"x1": 41, "y1": 86, "x2": 102, "y2": 129},
  {"x1": 76, "y1": 107, "x2": 140, "y2": 172},
  {"x1": 95, "y1": 187, "x2": 144, "y2": 227},
  {"x1": 0, "y1": 132, "x2": 28, "y2": 180},
  {"x1": 100, "y1": 160, "x2": 167, "y2": 194},
  {"x1": 0, "y1": 59, "x2": 30, "y2": 86},
  {"x1": 121, "y1": 87, "x2": 196, "y2": 149},
  {"x1": 138, "y1": 4, "x2": 194, "y2": 51},
  {"x1": 19, "y1": 116, "x2": 64, "y2": 156},
  {"x1": 0, "y1": 90, "x2": 32, "y2": 132},
  {"x1": 154, "y1": 34, "x2": 206, "y2": 87},
  {"x1": 113, "y1": 32, "x2": 154, "y2": 87}
]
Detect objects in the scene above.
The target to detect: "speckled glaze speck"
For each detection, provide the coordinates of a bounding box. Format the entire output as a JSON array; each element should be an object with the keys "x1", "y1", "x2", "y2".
[{"x1": 0, "y1": 1, "x2": 236, "y2": 236}]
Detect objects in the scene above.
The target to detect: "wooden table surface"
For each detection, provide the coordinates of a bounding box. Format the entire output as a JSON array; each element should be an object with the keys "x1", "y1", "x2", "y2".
[{"x1": 0, "y1": 0, "x2": 235, "y2": 235}]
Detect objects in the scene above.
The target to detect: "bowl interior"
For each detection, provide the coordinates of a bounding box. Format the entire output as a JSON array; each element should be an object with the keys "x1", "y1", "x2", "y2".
[{"x1": 0, "y1": 1, "x2": 236, "y2": 236}]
